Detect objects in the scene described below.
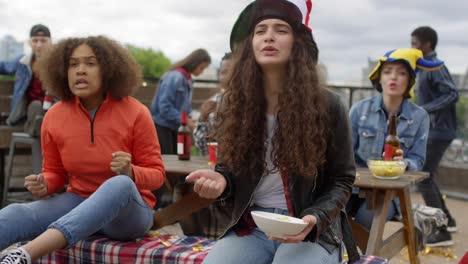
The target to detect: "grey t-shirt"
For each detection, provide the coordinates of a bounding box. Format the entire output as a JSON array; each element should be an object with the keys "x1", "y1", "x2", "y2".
[{"x1": 252, "y1": 114, "x2": 287, "y2": 210}]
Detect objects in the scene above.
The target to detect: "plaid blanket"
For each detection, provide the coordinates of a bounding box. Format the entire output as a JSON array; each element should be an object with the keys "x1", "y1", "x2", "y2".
[{"x1": 34, "y1": 234, "x2": 214, "y2": 264}]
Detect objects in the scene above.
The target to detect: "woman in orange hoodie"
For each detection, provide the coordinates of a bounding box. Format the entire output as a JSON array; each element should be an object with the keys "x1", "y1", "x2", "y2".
[{"x1": 0, "y1": 36, "x2": 166, "y2": 264}]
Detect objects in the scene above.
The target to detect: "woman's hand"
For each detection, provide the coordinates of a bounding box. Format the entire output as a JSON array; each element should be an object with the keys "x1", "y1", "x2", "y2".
[
  {"x1": 269, "y1": 215, "x2": 317, "y2": 243},
  {"x1": 185, "y1": 169, "x2": 226, "y2": 199},
  {"x1": 110, "y1": 151, "x2": 134, "y2": 178},
  {"x1": 381, "y1": 148, "x2": 404, "y2": 160},
  {"x1": 24, "y1": 174, "x2": 48, "y2": 198},
  {"x1": 393, "y1": 149, "x2": 404, "y2": 160}
]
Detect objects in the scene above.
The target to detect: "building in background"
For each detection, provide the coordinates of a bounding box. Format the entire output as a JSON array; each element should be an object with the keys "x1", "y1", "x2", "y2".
[
  {"x1": 193, "y1": 67, "x2": 218, "y2": 88},
  {"x1": 462, "y1": 68, "x2": 468, "y2": 90},
  {"x1": 0, "y1": 35, "x2": 23, "y2": 61}
]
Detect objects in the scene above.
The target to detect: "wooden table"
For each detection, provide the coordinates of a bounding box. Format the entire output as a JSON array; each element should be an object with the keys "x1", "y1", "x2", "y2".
[
  {"x1": 162, "y1": 155, "x2": 213, "y2": 178},
  {"x1": 155, "y1": 155, "x2": 428, "y2": 263},
  {"x1": 353, "y1": 168, "x2": 428, "y2": 264}
]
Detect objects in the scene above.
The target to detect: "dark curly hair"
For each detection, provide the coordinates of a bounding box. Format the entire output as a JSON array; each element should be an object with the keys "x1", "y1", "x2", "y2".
[
  {"x1": 37, "y1": 35, "x2": 142, "y2": 100},
  {"x1": 215, "y1": 28, "x2": 329, "y2": 179},
  {"x1": 411, "y1": 26, "x2": 438, "y2": 50}
]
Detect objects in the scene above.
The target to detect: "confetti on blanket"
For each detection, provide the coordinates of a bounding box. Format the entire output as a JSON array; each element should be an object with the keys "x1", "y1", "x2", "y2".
[{"x1": 34, "y1": 233, "x2": 214, "y2": 264}]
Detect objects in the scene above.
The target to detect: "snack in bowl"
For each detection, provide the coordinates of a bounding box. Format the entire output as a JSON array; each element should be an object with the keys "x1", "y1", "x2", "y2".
[
  {"x1": 367, "y1": 159, "x2": 407, "y2": 179},
  {"x1": 251, "y1": 211, "x2": 308, "y2": 238}
]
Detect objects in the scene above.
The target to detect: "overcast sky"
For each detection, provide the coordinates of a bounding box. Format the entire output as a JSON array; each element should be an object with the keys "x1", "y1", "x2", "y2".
[{"x1": 1, "y1": 0, "x2": 467, "y2": 83}]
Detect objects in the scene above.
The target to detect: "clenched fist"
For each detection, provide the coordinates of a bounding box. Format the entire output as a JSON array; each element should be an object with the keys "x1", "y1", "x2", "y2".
[
  {"x1": 110, "y1": 151, "x2": 134, "y2": 178},
  {"x1": 24, "y1": 174, "x2": 48, "y2": 198}
]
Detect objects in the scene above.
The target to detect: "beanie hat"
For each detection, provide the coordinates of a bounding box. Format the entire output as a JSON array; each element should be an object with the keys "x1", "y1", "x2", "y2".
[
  {"x1": 30, "y1": 24, "x2": 51, "y2": 38},
  {"x1": 230, "y1": 0, "x2": 315, "y2": 54}
]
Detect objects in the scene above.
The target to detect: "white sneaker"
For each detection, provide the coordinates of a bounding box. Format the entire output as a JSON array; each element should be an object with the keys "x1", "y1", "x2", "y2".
[{"x1": 0, "y1": 248, "x2": 31, "y2": 264}]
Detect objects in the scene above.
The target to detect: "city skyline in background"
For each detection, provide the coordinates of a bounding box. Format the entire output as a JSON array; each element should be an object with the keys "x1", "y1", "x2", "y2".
[
  {"x1": 2, "y1": 33, "x2": 467, "y2": 90},
  {"x1": 1, "y1": 0, "x2": 468, "y2": 84}
]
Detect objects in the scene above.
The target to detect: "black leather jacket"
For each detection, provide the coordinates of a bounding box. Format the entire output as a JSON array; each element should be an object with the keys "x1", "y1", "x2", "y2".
[{"x1": 215, "y1": 90, "x2": 358, "y2": 260}]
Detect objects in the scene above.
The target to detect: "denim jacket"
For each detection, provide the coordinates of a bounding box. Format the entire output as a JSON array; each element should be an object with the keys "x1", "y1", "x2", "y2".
[
  {"x1": 415, "y1": 51, "x2": 458, "y2": 141},
  {"x1": 349, "y1": 95, "x2": 430, "y2": 171},
  {"x1": 150, "y1": 70, "x2": 192, "y2": 130},
  {"x1": 0, "y1": 54, "x2": 33, "y2": 126}
]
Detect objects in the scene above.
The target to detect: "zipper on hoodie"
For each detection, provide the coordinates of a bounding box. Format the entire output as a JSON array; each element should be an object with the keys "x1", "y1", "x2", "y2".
[{"x1": 89, "y1": 103, "x2": 102, "y2": 144}]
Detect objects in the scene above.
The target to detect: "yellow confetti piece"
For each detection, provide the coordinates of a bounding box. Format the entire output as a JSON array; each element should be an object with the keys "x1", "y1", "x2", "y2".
[
  {"x1": 148, "y1": 231, "x2": 173, "y2": 247},
  {"x1": 161, "y1": 241, "x2": 171, "y2": 247},
  {"x1": 149, "y1": 231, "x2": 162, "y2": 237},
  {"x1": 421, "y1": 247, "x2": 458, "y2": 260},
  {"x1": 342, "y1": 253, "x2": 348, "y2": 260},
  {"x1": 192, "y1": 243, "x2": 204, "y2": 252}
]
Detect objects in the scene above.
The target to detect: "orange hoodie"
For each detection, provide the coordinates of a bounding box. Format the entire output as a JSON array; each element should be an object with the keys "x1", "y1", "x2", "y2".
[{"x1": 41, "y1": 95, "x2": 166, "y2": 208}]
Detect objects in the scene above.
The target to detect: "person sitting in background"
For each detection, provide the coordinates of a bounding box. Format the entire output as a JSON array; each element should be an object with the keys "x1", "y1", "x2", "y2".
[
  {"x1": 186, "y1": 0, "x2": 359, "y2": 263},
  {"x1": 0, "y1": 24, "x2": 53, "y2": 136},
  {"x1": 0, "y1": 36, "x2": 165, "y2": 264},
  {"x1": 193, "y1": 52, "x2": 232, "y2": 156},
  {"x1": 150, "y1": 49, "x2": 211, "y2": 154},
  {"x1": 347, "y1": 48, "x2": 442, "y2": 231}
]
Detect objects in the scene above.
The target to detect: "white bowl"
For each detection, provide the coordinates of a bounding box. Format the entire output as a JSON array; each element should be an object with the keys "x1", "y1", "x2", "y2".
[{"x1": 251, "y1": 211, "x2": 308, "y2": 238}]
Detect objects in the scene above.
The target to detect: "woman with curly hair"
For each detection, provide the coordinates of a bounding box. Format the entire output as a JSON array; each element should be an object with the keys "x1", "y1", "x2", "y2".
[
  {"x1": 186, "y1": 0, "x2": 358, "y2": 263},
  {"x1": 0, "y1": 36, "x2": 165, "y2": 264},
  {"x1": 150, "y1": 48, "x2": 211, "y2": 154}
]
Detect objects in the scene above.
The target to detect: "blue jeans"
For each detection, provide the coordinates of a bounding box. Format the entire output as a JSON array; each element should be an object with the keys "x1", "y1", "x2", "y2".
[
  {"x1": 351, "y1": 196, "x2": 397, "y2": 231},
  {"x1": 0, "y1": 176, "x2": 153, "y2": 250},
  {"x1": 203, "y1": 207, "x2": 340, "y2": 264}
]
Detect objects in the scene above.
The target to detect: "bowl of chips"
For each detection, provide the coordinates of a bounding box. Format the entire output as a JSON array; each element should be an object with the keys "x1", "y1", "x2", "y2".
[
  {"x1": 367, "y1": 159, "x2": 408, "y2": 180},
  {"x1": 251, "y1": 211, "x2": 308, "y2": 238}
]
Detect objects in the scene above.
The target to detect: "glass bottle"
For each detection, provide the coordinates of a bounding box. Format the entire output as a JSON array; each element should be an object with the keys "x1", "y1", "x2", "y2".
[
  {"x1": 177, "y1": 111, "x2": 191, "y2": 160},
  {"x1": 384, "y1": 113, "x2": 400, "y2": 160}
]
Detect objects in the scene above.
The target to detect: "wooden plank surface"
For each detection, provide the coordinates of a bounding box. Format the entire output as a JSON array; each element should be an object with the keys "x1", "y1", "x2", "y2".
[{"x1": 160, "y1": 155, "x2": 429, "y2": 191}]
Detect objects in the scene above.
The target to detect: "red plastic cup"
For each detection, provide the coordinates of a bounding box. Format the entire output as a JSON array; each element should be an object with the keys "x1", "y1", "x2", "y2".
[{"x1": 207, "y1": 142, "x2": 218, "y2": 164}]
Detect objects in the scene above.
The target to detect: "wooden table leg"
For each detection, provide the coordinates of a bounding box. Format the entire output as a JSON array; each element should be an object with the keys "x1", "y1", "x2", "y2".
[
  {"x1": 365, "y1": 190, "x2": 394, "y2": 255},
  {"x1": 397, "y1": 188, "x2": 420, "y2": 264},
  {"x1": 153, "y1": 192, "x2": 214, "y2": 230}
]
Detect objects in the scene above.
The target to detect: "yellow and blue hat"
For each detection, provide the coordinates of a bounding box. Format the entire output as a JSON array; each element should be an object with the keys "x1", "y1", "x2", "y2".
[{"x1": 369, "y1": 48, "x2": 444, "y2": 97}]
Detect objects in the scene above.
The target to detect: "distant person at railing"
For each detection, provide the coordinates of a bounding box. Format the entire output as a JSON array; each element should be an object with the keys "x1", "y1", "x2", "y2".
[
  {"x1": 411, "y1": 26, "x2": 459, "y2": 247},
  {"x1": 347, "y1": 48, "x2": 437, "y2": 232},
  {"x1": 150, "y1": 49, "x2": 211, "y2": 154},
  {"x1": 0, "y1": 36, "x2": 166, "y2": 264},
  {"x1": 0, "y1": 24, "x2": 54, "y2": 137},
  {"x1": 193, "y1": 52, "x2": 232, "y2": 156}
]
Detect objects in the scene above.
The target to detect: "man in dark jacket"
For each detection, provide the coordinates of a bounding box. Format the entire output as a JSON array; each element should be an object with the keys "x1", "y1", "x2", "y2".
[{"x1": 411, "y1": 26, "x2": 459, "y2": 247}]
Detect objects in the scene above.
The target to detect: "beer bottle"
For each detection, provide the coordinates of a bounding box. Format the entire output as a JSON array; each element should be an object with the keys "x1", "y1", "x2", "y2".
[
  {"x1": 177, "y1": 111, "x2": 191, "y2": 160},
  {"x1": 384, "y1": 113, "x2": 400, "y2": 160}
]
